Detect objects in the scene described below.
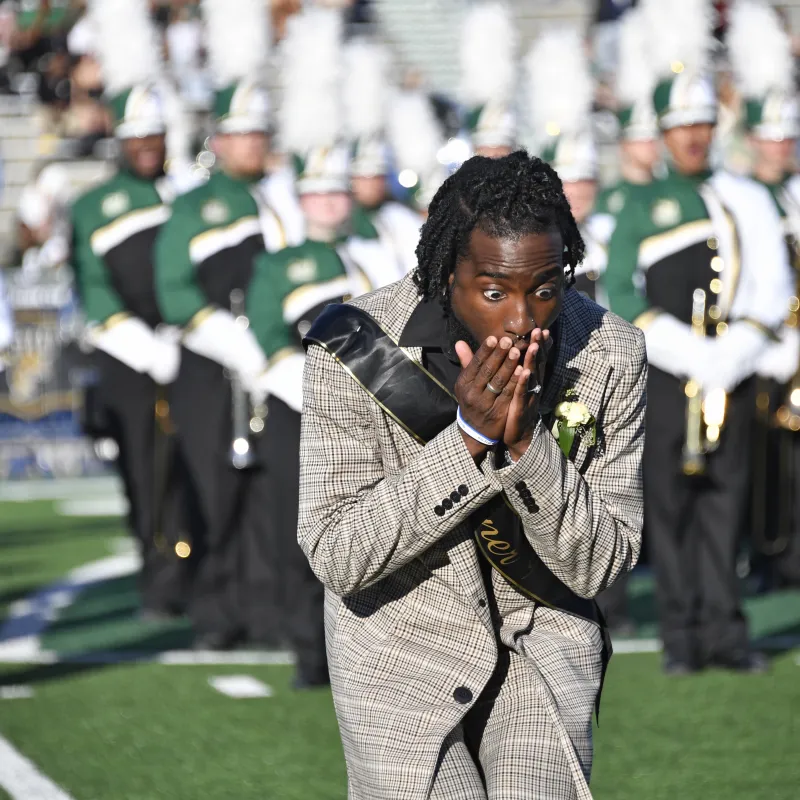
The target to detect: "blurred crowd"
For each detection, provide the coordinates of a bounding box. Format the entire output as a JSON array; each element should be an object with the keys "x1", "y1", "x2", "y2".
[{"x1": 0, "y1": 0, "x2": 370, "y2": 150}]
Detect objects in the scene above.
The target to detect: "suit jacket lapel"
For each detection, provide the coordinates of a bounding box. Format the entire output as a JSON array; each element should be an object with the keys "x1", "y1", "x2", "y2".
[
  {"x1": 541, "y1": 292, "x2": 577, "y2": 416},
  {"x1": 542, "y1": 291, "x2": 612, "y2": 472}
]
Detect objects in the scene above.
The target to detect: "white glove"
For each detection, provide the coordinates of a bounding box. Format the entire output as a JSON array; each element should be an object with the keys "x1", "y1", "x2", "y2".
[
  {"x1": 247, "y1": 351, "x2": 306, "y2": 413},
  {"x1": 642, "y1": 313, "x2": 714, "y2": 381},
  {"x1": 757, "y1": 325, "x2": 800, "y2": 384},
  {"x1": 88, "y1": 316, "x2": 159, "y2": 374},
  {"x1": 702, "y1": 323, "x2": 767, "y2": 393},
  {"x1": 39, "y1": 234, "x2": 69, "y2": 268},
  {"x1": 182, "y1": 309, "x2": 267, "y2": 384},
  {"x1": 149, "y1": 325, "x2": 182, "y2": 385}
]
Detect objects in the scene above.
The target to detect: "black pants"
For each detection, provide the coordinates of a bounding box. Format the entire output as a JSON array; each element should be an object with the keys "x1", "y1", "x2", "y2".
[
  {"x1": 750, "y1": 378, "x2": 800, "y2": 587},
  {"x1": 170, "y1": 350, "x2": 282, "y2": 641},
  {"x1": 258, "y1": 399, "x2": 327, "y2": 680},
  {"x1": 645, "y1": 368, "x2": 753, "y2": 664},
  {"x1": 93, "y1": 351, "x2": 189, "y2": 613}
]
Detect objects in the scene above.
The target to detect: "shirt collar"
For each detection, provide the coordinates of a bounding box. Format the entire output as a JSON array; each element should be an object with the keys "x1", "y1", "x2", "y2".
[{"x1": 399, "y1": 296, "x2": 452, "y2": 350}]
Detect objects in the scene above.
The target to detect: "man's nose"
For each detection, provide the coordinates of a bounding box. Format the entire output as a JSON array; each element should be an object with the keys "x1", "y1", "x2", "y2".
[{"x1": 505, "y1": 304, "x2": 535, "y2": 341}]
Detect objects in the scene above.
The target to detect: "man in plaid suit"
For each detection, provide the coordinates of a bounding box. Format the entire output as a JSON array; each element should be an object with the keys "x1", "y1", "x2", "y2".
[{"x1": 299, "y1": 153, "x2": 646, "y2": 799}]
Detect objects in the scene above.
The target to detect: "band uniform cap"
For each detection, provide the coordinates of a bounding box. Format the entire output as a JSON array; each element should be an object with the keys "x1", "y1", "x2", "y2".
[
  {"x1": 541, "y1": 130, "x2": 598, "y2": 183},
  {"x1": 653, "y1": 72, "x2": 717, "y2": 131},
  {"x1": 616, "y1": 98, "x2": 659, "y2": 141},
  {"x1": 294, "y1": 145, "x2": 351, "y2": 194},
  {"x1": 109, "y1": 84, "x2": 166, "y2": 139},
  {"x1": 411, "y1": 165, "x2": 449, "y2": 211},
  {"x1": 214, "y1": 80, "x2": 270, "y2": 134},
  {"x1": 350, "y1": 136, "x2": 391, "y2": 178},
  {"x1": 745, "y1": 91, "x2": 800, "y2": 140},
  {"x1": 465, "y1": 102, "x2": 517, "y2": 149}
]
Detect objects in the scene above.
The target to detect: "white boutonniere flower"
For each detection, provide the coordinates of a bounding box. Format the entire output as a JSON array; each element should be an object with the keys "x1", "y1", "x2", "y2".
[{"x1": 552, "y1": 389, "x2": 596, "y2": 458}]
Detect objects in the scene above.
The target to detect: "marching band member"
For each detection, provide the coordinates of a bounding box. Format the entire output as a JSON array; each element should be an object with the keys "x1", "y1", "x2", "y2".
[
  {"x1": 605, "y1": 0, "x2": 792, "y2": 674},
  {"x1": 155, "y1": 0, "x2": 285, "y2": 650},
  {"x1": 71, "y1": 0, "x2": 190, "y2": 619}
]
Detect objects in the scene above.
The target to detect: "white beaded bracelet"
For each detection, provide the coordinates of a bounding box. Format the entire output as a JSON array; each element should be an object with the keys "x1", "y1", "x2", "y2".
[{"x1": 457, "y1": 407, "x2": 499, "y2": 447}]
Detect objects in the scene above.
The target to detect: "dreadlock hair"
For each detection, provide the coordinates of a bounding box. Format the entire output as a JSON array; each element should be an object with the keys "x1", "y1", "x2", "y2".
[{"x1": 413, "y1": 151, "x2": 584, "y2": 303}]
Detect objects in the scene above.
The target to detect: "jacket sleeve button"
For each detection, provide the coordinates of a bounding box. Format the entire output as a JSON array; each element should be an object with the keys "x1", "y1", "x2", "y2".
[
  {"x1": 442, "y1": 498, "x2": 453, "y2": 510},
  {"x1": 434, "y1": 505, "x2": 445, "y2": 516},
  {"x1": 450, "y1": 491, "x2": 461, "y2": 503},
  {"x1": 458, "y1": 485, "x2": 469, "y2": 496},
  {"x1": 453, "y1": 686, "x2": 473, "y2": 704},
  {"x1": 514, "y1": 481, "x2": 527, "y2": 492}
]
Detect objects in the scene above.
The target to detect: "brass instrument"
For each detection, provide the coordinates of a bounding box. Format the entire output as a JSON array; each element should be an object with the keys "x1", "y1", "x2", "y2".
[
  {"x1": 682, "y1": 289, "x2": 728, "y2": 476},
  {"x1": 152, "y1": 387, "x2": 192, "y2": 559},
  {"x1": 228, "y1": 289, "x2": 266, "y2": 469}
]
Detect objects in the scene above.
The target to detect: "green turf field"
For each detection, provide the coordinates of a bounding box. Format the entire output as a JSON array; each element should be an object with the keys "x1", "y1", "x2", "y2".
[
  {"x1": 0, "y1": 500, "x2": 119, "y2": 620},
  {"x1": 1, "y1": 498, "x2": 799, "y2": 799}
]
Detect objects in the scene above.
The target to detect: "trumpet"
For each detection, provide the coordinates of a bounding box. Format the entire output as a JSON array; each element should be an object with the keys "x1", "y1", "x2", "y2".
[
  {"x1": 682, "y1": 288, "x2": 728, "y2": 476},
  {"x1": 228, "y1": 289, "x2": 266, "y2": 470}
]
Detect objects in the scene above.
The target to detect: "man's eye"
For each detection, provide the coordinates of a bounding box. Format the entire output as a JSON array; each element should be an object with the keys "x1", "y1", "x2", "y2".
[
  {"x1": 535, "y1": 287, "x2": 555, "y2": 300},
  {"x1": 483, "y1": 290, "x2": 504, "y2": 301}
]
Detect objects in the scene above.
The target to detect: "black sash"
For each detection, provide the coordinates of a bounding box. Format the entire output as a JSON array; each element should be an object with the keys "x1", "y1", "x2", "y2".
[{"x1": 304, "y1": 303, "x2": 608, "y2": 625}]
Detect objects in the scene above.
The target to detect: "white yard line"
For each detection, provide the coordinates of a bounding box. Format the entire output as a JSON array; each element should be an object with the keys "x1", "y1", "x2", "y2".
[
  {"x1": 0, "y1": 649, "x2": 294, "y2": 666},
  {"x1": 158, "y1": 650, "x2": 293, "y2": 666},
  {"x1": 56, "y1": 498, "x2": 128, "y2": 517},
  {"x1": 610, "y1": 638, "x2": 662, "y2": 654},
  {"x1": 0, "y1": 477, "x2": 122, "y2": 503},
  {"x1": 0, "y1": 734, "x2": 76, "y2": 800}
]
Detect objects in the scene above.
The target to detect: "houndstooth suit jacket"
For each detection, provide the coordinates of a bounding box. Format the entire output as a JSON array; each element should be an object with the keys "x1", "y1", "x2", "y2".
[{"x1": 298, "y1": 273, "x2": 646, "y2": 800}]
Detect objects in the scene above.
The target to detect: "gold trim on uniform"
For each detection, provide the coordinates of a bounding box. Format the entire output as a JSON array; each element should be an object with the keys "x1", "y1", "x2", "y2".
[
  {"x1": 91, "y1": 204, "x2": 170, "y2": 256},
  {"x1": 100, "y1": 311, "x2": 132, "y2": 330},
  {"x1": 271, "y1": 209, "x2": 287, "y2": 250},
  {"x1": 638, "y1": 219, "x2": 716, "y2": 270},
  {"x1": 185, "y1": 305, "x2": 216, "y2": 333},
  {"x1": 189, "y1": 216, "x2": 261, "y2": 264},
  {"x1": 716, "y1": 206, "x2": 742, "y2": 319},
  {"x1": 267, "y1": 346, "x2": 301, "y2": 367},
  {"x1": 282, "y1": 276, "x2": 354, "y2": 325},
  {"x1": 632, "y1": 308, "x2": 662, "y2": 331}
]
